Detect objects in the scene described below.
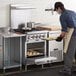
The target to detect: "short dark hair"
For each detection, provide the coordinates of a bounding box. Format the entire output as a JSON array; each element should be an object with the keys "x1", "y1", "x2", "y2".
[{"x1": 54, "y1": 2, "x2": 65, "y2": 11}]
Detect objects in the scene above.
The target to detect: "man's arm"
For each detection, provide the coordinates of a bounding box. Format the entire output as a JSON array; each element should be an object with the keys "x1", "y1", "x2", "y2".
[
  {"x1": 60, "y1": 31, "x2": 66, "y2": 38},
  {"x1": 56, "y1": 15, "x2": 67, "y2": 42}
]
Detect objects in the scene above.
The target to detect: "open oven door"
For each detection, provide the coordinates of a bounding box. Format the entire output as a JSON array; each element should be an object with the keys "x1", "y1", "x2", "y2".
[{"x1": 35, "y1": 57, "x2": 57, "y2": 65}]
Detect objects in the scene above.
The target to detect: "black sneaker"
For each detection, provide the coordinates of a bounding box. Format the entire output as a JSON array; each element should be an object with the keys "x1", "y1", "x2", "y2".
[
  {"x1": 72, "y1": 67, "x2": 76, "y2": 73},
  {"x1": 72, "y1": 68, "x2": 76, "y2": 73},
  {"x1": 59, "y1": 70, "x2": 72, "y2": 76}
]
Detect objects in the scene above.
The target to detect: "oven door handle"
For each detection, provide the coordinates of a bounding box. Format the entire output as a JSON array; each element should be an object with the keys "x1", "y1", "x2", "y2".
[
  {"x1": 54, "y1": 48, "x2": 58, "y2": 51},
  {"x1": 35, "y1": 39, "x2": 39, "y2": 41}
]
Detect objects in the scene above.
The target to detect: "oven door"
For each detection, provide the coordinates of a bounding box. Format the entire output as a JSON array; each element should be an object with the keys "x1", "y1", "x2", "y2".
[{"x1": 35, "y1": 57, "x2": 57, "y2": 65}]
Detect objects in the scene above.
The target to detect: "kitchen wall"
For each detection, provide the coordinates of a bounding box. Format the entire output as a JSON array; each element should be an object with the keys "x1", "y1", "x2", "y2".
[
  {"x1": 0, "y1": 0, "x2": 76, "y2": 27},
  {"x1": 0, "y1": 0, "x2": 10, "y2": 27}
]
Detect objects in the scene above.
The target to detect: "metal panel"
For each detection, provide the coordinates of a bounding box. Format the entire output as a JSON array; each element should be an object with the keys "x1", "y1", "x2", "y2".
[
  {"x1": 48, "y1": 31, "x2": 63, "y2": 62},
  {"x1": 50, "y1": 50, "x2": 63, "y2": 62}
]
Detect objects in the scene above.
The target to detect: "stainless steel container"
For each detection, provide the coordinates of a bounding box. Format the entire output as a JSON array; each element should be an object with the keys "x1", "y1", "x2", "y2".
[{"x1": 27, "y1": 22, "x2": 35, "y2": 29}]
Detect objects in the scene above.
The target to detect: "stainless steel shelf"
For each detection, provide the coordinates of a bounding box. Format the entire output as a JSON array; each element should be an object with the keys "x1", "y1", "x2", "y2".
[{"x1": 3, "y1": 61, "x2": 21, "y2": 69}]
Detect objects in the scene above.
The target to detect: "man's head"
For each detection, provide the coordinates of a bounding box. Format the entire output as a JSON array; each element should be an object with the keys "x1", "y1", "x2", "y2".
[{"x1": 54, "y1": 2, "x2": 65, "y2": 14}]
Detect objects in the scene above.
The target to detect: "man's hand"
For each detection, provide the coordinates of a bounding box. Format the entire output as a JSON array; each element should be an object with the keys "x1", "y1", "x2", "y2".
[
  {"x1": 56, "y1": 32, "x2": 66, "y2": 42},
  {"x1": 56, "y1": 36, "x2": 63, "y2": 42}
]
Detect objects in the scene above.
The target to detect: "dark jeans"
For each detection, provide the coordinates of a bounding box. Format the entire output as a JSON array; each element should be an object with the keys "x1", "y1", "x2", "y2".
[
  {"x1": 64, "y1": 36, "x2": 76, "y2": 72},
  {"x1": 75, "y1": 52, "x2": 76, "y2": 60}
]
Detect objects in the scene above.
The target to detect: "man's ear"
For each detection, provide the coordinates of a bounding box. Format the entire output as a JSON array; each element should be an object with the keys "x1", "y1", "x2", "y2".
[
  {"x1": 58, "y1": 7, "x2": 62, "y2": 10},
  {"x1": 55, "y1": 8, "x2": 58, "y2": 11}
]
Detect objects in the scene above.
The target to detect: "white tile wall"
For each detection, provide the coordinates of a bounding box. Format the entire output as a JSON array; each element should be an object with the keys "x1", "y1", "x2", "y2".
[{"x1": 0, "y1": 0, "x2": 76, "y2": 27}]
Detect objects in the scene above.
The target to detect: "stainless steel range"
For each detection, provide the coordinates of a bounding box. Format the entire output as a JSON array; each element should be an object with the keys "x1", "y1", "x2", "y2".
[{"x1": 24, "y1": 30, "x2": 48, "y2": 65}]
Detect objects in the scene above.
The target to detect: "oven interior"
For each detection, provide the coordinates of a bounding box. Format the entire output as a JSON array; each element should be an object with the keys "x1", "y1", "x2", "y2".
[{"x1": 26, "y1": 42, "x2": 46, "y2": 58}]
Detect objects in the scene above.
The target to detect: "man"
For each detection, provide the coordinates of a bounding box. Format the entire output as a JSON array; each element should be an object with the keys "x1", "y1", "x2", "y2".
[{"x1": 54, "y1": 2, "x2": 76, "y2": 76}]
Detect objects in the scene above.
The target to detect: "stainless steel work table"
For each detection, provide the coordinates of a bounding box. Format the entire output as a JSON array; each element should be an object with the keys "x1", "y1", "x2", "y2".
[{"x1": 0, "y1": 33, "x2": 25, "y2": 73}]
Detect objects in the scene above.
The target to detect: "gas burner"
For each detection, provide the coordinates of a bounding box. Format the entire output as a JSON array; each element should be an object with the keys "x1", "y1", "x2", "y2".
[{"x1": 14, "y1": 28, "x2": 41, "y2": 34}]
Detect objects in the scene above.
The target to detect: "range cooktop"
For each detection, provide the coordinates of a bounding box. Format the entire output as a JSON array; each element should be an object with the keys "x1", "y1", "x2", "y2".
[{"x1": 13, "y1": 28, "x2": 42, "y2": 34}]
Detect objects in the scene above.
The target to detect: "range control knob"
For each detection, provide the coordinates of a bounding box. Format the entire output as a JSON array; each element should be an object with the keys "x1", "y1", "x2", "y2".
[
  {"x1": 28, "y1": 36, "x2": 30, "y2": 39},
  {"x1": 31, "y1": 35, "x2": 34, "y2": 39},
  {"x1": 42, "y1": 35, "x2": 45, "y2": 38},
  {"x1": 39, "y1": 35, "x2": 41, "y2": 38},
  {"x1": 36, "y1": 35, "x2": 38, "y2": 39}
]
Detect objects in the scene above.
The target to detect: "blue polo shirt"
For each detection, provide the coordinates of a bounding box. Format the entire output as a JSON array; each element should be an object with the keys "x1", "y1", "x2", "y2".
[{"x1": 60, "y1": 9, "x2": 76, "y2": 36}]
